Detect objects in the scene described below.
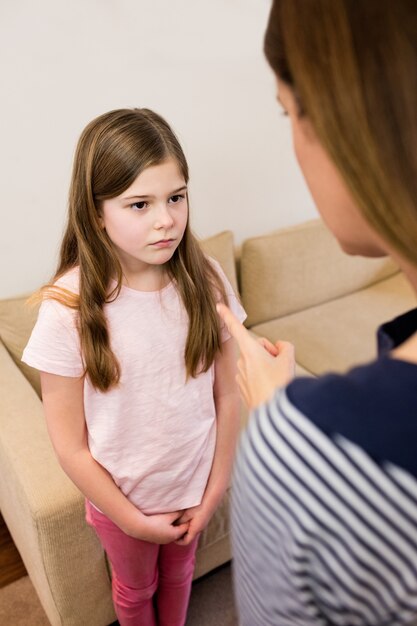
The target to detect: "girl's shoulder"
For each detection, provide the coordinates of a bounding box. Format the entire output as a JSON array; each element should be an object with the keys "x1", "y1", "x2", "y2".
[
  {"x1": 204, "y1": 254, "x2": 221, "y2": 272},
  {"x1": 204, "y1": 255, "x2": 236, "y2": 296},
  {"x1": 53, "y1": 266, "x2": 80, "y2": 295},
  {"x1": 38, "y1": 266, "x2": 80, "y2": 322},
  {"x1": 203, "y1": 255, "x2": 247, "y2": 334},
  {"x1": 23, "y1": 267, "x2": 83, "y2": 376}
]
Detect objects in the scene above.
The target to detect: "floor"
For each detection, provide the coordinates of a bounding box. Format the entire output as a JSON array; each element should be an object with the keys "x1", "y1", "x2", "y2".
[
  {"x1": 0, "y1": 564, "x2": 237, "y2": 626},
  {"x1": 0, "y1": 514, "x2": 27, "y2": 588}
]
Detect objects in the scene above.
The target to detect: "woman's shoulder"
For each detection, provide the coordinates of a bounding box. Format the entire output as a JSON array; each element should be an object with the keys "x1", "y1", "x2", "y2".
[
  {"x1": 284, "y1": 356, "x2": 417, "y2": 477},
  {"x1": 287, "y1": 355, "x2": 417, "y2": 418}
]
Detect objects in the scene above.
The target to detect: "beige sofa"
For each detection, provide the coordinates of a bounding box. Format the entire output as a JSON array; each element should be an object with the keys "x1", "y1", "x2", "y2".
[{"x1": 0, "y1": 219, "x2": 415, "y2": 626}]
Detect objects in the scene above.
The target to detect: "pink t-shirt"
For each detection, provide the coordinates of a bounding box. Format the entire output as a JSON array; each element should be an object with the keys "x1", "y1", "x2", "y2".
[{"x1": 22, "y1": 260, "x2": 246, "y2": 514}]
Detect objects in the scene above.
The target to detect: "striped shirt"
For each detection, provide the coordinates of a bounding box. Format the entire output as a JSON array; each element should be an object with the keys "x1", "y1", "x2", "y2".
[{"x1": 232, "y1": 309, "x2": 417, "y2": 625}]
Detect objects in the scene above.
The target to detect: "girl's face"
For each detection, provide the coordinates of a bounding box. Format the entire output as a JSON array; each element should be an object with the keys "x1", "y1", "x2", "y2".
[
  {"x1": 277, "y1": 79, "x2": 387, "y2": 258},
  {"x1": 100, "y1": 157, "x2": 188, "y2": 281}
]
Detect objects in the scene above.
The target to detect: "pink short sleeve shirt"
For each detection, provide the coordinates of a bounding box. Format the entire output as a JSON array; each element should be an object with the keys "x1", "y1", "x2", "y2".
[{"x1": 22, "y1": 260, "x2": 246, "y2": 514}]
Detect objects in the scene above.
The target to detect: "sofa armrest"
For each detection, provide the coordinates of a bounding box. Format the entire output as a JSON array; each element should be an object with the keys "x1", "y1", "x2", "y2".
[{"x1": 0, "y1": 341, "x2": 115, "y2": 626}]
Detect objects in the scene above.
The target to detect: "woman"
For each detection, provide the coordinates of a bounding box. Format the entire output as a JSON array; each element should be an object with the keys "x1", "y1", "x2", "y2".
[{"x1": 217, "y1": 1, "x2": 417, "y2": 624}]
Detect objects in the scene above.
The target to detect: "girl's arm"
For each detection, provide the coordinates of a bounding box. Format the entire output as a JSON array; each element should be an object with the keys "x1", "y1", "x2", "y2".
[
  {"x1": 40, "y1": 371, "x2": 188, "y2": 543},
  {"x1": 176, "y1": 336, "x2": 241, "y2": 545}
]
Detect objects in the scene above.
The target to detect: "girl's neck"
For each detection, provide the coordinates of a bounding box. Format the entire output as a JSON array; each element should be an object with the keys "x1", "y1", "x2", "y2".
[{"x1": 120, "y1": 265, "x2": 170, "y2": 293}]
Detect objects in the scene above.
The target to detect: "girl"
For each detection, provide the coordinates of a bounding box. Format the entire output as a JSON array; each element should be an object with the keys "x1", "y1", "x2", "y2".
[
  {"x1": 218, "y1": 1, "x2": 417, "y2": 625},
  {"x1": 22, "y1": 108, "x2": 245, "y2": 626}
]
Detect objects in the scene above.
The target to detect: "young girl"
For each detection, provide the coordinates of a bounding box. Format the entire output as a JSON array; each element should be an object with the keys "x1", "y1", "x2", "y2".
[{"x1": 22, "y1": 108, "x2": 245, "y2": 626}]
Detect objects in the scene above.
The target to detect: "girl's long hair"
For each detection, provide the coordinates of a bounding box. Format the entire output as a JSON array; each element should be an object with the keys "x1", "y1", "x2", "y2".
[
  {"x1": 38, "y1": 108, "x2": 227, "y2": 391},
  {"x1": 264, "y1": 0, "x2": 417, "y2": 266}
]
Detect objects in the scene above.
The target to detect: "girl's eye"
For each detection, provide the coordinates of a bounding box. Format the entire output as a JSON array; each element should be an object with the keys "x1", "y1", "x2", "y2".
[
  {"x1": 131, "y1": 201, "x2": 147, "y2": 211},
  {"x1": 169, "y1": 194, "x2": 184, "y2": 204}
]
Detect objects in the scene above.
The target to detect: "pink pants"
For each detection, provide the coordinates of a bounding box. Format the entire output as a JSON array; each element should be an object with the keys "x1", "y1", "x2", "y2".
[{"x1": 85, "y1": 501, "x2": 198, "y2": 626}]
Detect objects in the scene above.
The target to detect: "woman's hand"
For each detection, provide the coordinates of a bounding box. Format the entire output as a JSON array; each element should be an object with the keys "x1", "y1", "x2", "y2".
[
  {"x1": 216, "y1": 303, "x2": 295, "y2": 409},
  {"x1": 174, "y1": 503, "x2": 213, "y2": 546},
  {"x1": 138, "y1": 511, "x2": 190, "y2": 544}
]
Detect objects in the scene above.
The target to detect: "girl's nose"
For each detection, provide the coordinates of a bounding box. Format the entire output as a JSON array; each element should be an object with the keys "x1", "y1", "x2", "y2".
[{"x1": 154, "y1": 204, "x2": 175, "y2": 229}]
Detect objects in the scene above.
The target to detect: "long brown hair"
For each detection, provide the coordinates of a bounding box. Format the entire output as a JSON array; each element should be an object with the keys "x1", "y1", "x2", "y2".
[
  {"x1": 264, "y1": 0, "x2": 417, "y2": 266},
  {"x1": 38, "y1": 108, "x2": 227, "y2": 391}
]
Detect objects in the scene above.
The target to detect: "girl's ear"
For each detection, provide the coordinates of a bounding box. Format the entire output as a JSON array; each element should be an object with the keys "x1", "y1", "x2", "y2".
[
  {"x1": 95, "y1": 200, "x2": 105, "y2": 229},
  {"x1": 97, "y1": 212, "x2": 105, "y2": 230}
]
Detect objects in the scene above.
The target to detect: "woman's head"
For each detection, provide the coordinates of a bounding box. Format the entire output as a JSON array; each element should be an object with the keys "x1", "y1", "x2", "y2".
[{"x1": 264, "y1": 0, "x2": 417, "y2": 265}]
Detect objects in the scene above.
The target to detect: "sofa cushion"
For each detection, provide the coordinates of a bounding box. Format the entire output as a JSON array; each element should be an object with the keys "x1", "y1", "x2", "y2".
[
  {"x1": 251, "y1": 272, "x2": 417, "y2": 376},
  {"x1": 0, "y1": 295, "x2": 41, "y2": 397},
  {"x1": 241, "y1": 219, "x2": 399, "y2": 327},
  {"x1": 199, "y1": 230, "x2": 239, "y2": 294}
]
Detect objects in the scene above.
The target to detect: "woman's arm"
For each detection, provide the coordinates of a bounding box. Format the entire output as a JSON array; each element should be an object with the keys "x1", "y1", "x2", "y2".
[
  {"x1": 176, "y1": 336, "x2": 241, "y2": 545},
  {"x1": 41, "y1": 371, "x2": 189, "y2": 543}
]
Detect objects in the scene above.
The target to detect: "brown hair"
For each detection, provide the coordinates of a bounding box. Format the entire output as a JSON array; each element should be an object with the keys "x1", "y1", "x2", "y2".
[
  {"x1": 264, "y1": 0, "x2": 417, "y2": 265},
  {"x1": 38, "y1": 108, "x2": 227, "y2": 391}
]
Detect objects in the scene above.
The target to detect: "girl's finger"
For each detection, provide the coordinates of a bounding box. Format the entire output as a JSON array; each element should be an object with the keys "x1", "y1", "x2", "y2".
[
  {"x1": 175, "y1": 530, "x2": 195, "y2": 546},
  {"x1": 175, "y1": 536, "x2": 188, "y2": 546},
  {"x1": 180, "y1": 513, "x2": 193, "y2": 524},
  {"x1": 173, "y1": 523, "x2": 189, "y2": 539}
]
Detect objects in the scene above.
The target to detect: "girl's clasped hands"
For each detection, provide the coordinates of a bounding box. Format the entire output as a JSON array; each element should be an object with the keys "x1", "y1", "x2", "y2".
[{"x1": 138, "y1": 503, "x2": 213, "y2": 546}]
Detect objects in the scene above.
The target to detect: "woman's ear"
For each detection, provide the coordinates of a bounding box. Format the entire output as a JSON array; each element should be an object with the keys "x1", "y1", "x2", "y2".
[
  {"x1": 296, "y1": 114, "x2": 318, "y2": 145},
  {"x1": 277, "y1": 77, "x2": 317, "y2": 144}
]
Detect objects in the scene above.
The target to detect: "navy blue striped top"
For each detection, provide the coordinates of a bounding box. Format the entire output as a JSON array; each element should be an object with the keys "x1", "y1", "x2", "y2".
[{"x1": 232, "y1": 309, "x2": 417, "y2": 625}]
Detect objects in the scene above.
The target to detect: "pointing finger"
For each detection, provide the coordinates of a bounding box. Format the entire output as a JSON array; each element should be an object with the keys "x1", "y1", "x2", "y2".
[{"x1": 216, "y1": 303, "x2": 251, "y2": 351}]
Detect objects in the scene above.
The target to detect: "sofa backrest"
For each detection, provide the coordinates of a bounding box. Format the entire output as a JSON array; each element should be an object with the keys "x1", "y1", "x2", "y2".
[
  {"x1": 0, "y1": 295, "x2": 42, "y2": 396},
  {"x1": 0, "y1": 231, "x2": 238, "y2": 397},
  {"x1": 240, "y1": 219, "x2": 399, "y2": 327}
]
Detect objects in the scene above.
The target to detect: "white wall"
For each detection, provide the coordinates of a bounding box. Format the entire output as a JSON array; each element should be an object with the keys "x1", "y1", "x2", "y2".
[{"x1": 0, "y1": 0, "x2": 316, "y2": 298}]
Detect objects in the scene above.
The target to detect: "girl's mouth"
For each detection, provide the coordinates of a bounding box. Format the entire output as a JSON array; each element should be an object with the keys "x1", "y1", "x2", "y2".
[{"x1": 151, "y1": 239, "x2": 175, "y2": 248}]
